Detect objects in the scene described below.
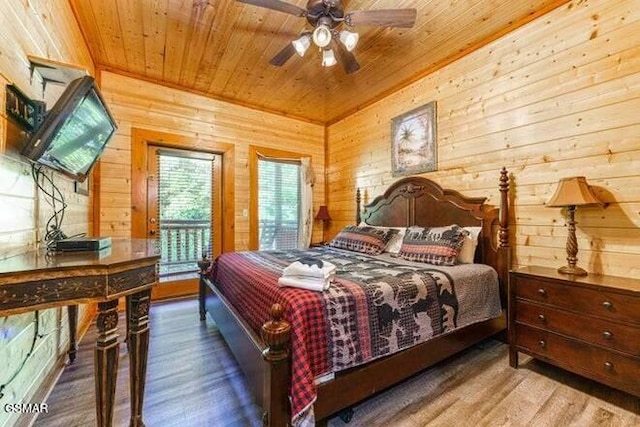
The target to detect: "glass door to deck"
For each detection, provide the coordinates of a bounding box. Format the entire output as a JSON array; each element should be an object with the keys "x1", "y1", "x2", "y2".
[{"x1": 147, "y1": 146, "x2": 222, "y2": 293}]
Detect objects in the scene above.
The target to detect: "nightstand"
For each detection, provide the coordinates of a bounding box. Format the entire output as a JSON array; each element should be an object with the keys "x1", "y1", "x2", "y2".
[{"x1": 509, "y1": 266, "x2": 640, "y2": 397}]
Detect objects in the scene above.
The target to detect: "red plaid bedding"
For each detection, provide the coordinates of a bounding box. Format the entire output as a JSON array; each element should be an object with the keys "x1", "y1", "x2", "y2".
[
  {"x1": 208, "y1": 247, "x2": 501, "y2": 426},
  {"x1": 211, "y1": 250, "x2": 329, "y2": 423}
]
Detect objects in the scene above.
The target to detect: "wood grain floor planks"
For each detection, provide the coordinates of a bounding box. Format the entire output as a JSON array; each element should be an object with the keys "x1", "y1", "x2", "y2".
[{"x1": 35, "y1": 298, "x2": 639, "y2": 427}]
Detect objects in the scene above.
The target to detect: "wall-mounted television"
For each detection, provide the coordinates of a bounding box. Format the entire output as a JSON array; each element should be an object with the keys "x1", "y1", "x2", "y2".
[{"x1": 21, "y1": 76, "x2": 117, "y2": 182}]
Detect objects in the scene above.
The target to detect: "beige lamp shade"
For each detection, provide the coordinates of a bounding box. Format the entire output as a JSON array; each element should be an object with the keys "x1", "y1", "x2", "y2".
[{"x1": 546, "y1": 176, "x2": 602, "y2": 207}]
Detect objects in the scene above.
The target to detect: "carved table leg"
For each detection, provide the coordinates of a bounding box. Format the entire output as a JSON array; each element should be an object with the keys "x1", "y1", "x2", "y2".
[
  {"x1": 126, "y1": 296, "x2": 132, "y2": 351},
  {"x1": 95, "y1": 299, "x2": 120, "y2": 427},
  {"x1": 67, "y1": 305, "x2": 78, "y2": 363},
  {"x1": 127, "y1": 289, "x2": 151, "y2": 427}
]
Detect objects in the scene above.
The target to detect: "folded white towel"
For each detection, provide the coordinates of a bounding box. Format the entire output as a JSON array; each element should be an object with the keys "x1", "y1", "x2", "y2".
[
  {"x1": 278, "y1": 276, "x2": 332, "y2": 292},
  {"x1": 283, "y1": 260, "x2": 337, "y2": 280}
]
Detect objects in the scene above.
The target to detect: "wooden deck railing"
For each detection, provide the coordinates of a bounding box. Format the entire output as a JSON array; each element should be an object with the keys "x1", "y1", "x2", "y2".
[
  {"x1": 159, "y1": 219, "x2": 210, "y2": 277},
  {"x1": 259, "y1": 219, "x2": 299, "y2": 250},
  {"x1": 158, "y1": 219, "x2": 297, "y2": 276}
]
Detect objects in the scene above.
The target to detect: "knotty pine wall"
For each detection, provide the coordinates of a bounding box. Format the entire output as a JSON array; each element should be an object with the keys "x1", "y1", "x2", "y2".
[
  {"x1": 0, "y1": 1, "x2": 94, "y2": 426},
  {"x1": 327, "y1": 0, "x2": 640, "y2": 279},
  {"x1": 97, "y1": 71, "x2": 326, "y2": 250}
]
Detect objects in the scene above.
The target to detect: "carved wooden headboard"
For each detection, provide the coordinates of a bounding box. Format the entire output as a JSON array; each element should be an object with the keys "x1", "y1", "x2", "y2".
[{"x1": 356, "y1": 168, "x2": 510, "y2": 302}]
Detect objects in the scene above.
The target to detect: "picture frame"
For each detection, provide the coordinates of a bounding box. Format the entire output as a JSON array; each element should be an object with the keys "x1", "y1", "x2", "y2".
[{"x1": 390, "y1": 101, "x2": 437, "y2": 177}]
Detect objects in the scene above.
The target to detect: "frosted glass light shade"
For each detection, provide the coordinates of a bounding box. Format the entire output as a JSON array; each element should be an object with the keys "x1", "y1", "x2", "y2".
[
  {"x1": 339, "y1": 30, "x2": 359, "y2": 51},
  {"x1": 312, "y1": 25, "x2": 332, "y2": 48},
  {"x1": 292, "y1": 34, "x2": 311, "y2": 57},
  {"x1": 322, "y1": 49, "x2": 337, "y2": 67}
]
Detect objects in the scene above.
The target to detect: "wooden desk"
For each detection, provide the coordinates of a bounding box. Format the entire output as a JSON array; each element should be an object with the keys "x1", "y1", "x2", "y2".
[{"x1": 0, "y1": 239, "x2": 159, "y2": 427}]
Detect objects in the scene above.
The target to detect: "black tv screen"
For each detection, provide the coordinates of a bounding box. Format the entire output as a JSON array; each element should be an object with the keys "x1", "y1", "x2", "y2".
[{"x1": 21, "y1": 76, "x2": 116, "y2": 182}]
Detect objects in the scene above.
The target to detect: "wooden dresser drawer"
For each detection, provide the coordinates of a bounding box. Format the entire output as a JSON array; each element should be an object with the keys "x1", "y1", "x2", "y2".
[
  {"x1": 515, "y1": 300, "x2": 640, "y2": 356},
  {"x1": 514, "y1": 275, "x2": 640, "y2": 325},
  {"x1": 515, "y1": 324, "x2": 640, "y2": 396}
]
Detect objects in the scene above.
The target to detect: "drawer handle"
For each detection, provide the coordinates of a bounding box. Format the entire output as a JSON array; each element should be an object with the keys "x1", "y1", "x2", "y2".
[
  {"x1": 538, "y1": 288, "x2": 547, "y2": 297},
  {"x1": 602, "y1": 331, "x2": 613, "y2": 340},
  {"x1": 604, "y1": 361, "x2": 614, "y2": 372},
  {"x1": 602, "y1": 301, "x2": 613, "y2": 310},
  {"x1": 538, "y1": 340, "x2": 546, "y2": 348},
  {"x1": 537, "y1": 314, "x2": 546, "y2": 323}
]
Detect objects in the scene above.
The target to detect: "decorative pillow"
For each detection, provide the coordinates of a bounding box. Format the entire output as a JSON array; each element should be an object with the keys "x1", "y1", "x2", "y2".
[
  {"x1": 384, "y1": 228, "x2": 406, "y2": 254},
  {"x1": 358, "y1": 222, "x2": 406, "y2": 254},
  {"x1": 458, "y1": 226, "x2": 482, "y2": 264},
  {"x1": 329, "y1": 225, "x2": 399, "y2": 255},
  {"x1": 400, "y1": 225, "x2": 469, "y2": 266}
]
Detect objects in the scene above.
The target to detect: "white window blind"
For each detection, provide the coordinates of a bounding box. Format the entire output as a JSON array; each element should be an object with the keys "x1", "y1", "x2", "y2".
[
  {"x1": 258, "y1": 157, "x2": 300, "y2": 250},
  {"x1": 157, "y1": 150, "x2": 213, "y2": 277}
]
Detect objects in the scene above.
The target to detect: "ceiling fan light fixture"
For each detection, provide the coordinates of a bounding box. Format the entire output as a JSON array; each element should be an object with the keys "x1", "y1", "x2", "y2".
[
  {"x1": 322, "y1": 48, "x2": 337, "y2": 67},
  {"x1": 292, "y1": 33, "x2": 311, "y2": 57},
  {"x1": 339, "y1": 30, "x2": 359, "y2": 52},
  {"x1": 312, "y1": 25, "x2": 332, "y2": 48}
]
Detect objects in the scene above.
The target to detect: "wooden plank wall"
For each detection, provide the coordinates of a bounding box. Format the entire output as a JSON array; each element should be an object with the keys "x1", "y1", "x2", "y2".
[
  {"x1": 97, "y1": 71, "x2": 326, "y2": 250},
  {"x1": 327, "y1": 0, "x2": 640, "y2": 279},
  {"x1": 0, "y1": 1, "x2": 94, "y2": 426}
]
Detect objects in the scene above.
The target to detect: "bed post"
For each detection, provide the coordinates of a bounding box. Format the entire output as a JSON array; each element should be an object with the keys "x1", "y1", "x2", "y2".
[
  {"x1": 356, "y1": 188, "x2": 361, "y2": 224},
  {"x1": 499, "y1": 167, "x2": 510, "y2": 250},
  {"x1": 261, "y1": 304, "x2": 292, "y2": 427},
  {"x1": 197, "y1": 254, "x2": 212, "y2": 321},
  {"x1": 497, "y1": 167, "x2": 510, "y2": 311}
]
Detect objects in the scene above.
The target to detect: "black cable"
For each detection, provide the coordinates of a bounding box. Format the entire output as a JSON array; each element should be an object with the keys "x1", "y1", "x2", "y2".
[
  {"x1": 0, "y1": 312, "x2": 39, "y2": 400},
  {"x1": 31, "y1": 164, "x2": 71, "y2": 251}
]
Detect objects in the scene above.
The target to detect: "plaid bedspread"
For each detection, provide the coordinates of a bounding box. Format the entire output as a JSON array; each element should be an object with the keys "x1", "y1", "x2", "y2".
[{"x1": 209, "y1": 246, "x2": 500, "y2": 426}]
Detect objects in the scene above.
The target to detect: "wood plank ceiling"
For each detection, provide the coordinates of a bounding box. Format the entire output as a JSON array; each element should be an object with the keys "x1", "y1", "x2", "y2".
[{"x1": 69, "y1": 0, "x2": 564, "y2": 124}]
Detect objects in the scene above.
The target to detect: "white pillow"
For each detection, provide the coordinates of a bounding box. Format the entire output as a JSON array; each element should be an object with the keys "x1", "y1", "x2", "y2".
[
  {"x1": 359, "y1": 222, "x2": 406, "y2": 254},
  {"x1": 457, "y1": 226, "x2": 482, "y2": 264}
]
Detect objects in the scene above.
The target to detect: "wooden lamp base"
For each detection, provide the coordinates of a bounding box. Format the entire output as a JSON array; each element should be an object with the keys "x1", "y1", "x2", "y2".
[
  {"x1": 558, "y1": 205, "x2": 589, "y2": 277},
  {"x1": 558, "y1": 264, "x2": 588, "y2": 276}
]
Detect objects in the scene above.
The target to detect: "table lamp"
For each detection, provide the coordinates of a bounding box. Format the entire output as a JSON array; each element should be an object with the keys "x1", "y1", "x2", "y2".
[
  {"x1": 315, "y1": 205, "x2": 331, "y2": 243},
  {"x1": 546, "y1": 176, "x2": 602, "y2": 276}
]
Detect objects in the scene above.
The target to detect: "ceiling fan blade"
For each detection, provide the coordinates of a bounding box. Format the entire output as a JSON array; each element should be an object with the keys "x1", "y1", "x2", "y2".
[
  {"x1": 331, "y1": 39, "x2": 360, "y2": 75},
  {"x1": 346, "y1": 9, "x2": 417, "y2": 28},
  {"x1": 270, "y1": 42, "x2": 296, "y2": 66},
  {"x1": 236, "y1": 0, "x2": 307, "y2": 17}
]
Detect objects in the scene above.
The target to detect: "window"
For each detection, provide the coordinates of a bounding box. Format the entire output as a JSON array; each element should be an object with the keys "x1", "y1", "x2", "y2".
[{"x1": 257, "y1": 157, "x2": 301, "y2": 250}]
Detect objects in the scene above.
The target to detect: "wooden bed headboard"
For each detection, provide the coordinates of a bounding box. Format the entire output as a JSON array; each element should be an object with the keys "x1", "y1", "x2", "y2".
[{"x1": 356, "y1": 168, "x2": 510, "y2": 301}]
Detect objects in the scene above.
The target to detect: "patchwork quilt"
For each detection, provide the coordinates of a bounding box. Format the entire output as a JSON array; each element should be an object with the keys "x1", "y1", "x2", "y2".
[{"x1": 208, "y1": 246, "x2": 501, "y2": 426}]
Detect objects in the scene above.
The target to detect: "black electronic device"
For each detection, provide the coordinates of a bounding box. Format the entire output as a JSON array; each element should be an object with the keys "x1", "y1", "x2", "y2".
[
  {"x1": 55, "y1": 236, "x2": 112, "y2": 252},
  {"x1": 21, "y1": 76, "x2": 117, "y2": 182}
]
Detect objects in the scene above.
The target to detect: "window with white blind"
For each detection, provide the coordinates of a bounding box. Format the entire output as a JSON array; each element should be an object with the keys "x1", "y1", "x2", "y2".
[
  {"x1": 258, "y1": 157, "x2": 301, "y2": 250},
  {"x1": 156, "y1": 150, "x2": 214, "y2": 277}
]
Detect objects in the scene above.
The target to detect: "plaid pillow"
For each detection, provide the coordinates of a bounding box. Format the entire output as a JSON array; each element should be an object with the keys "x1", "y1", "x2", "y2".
[
  {"x1": 400, "y1": 225, "x2": 469, "y2": 266},
  {"x1": 329, "y1": 225, "x2": 398, "y2": 255}
]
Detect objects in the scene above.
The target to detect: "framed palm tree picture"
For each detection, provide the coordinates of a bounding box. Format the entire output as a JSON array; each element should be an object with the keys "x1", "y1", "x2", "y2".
[{"x1": 391, "y1": 101, "x2": 437, "y2": 177}]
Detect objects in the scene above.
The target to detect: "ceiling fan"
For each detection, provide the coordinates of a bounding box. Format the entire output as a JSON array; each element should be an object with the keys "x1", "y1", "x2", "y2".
[{"x1": 237, "y1": 0, "x2": 417, "y2": 74}]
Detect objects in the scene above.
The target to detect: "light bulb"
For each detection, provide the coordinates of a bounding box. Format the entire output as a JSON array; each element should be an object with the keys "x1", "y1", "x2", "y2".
[
  {"x1": 322, "y1": 49, "x2": 337, "y2": 67},
  {"x1": 312, "y1": 25, "x2": 332, "y2": 48},
  {"x1": 292, "y1": 34, "x2": 311, "y2": 57},
  {"x1": 339, "y1": 30, "x2": 359, "y2": 52}
]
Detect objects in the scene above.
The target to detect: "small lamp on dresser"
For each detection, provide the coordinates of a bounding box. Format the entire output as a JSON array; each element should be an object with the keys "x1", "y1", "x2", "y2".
[
  {"x1": 546, "y1": 176, "x2": 603, "y2": 276},
  {"x1": 315, "y1": 205, "x2": 331, "y2": 244}
]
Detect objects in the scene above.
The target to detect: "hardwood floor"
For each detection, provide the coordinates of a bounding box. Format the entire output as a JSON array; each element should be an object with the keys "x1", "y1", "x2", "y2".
[
  {"x1": 36, "y1": 298, "x2": 262, "y2": 427},
  {"x1": 36, "y1": 298, "x2": 639, "y2": 427}
]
